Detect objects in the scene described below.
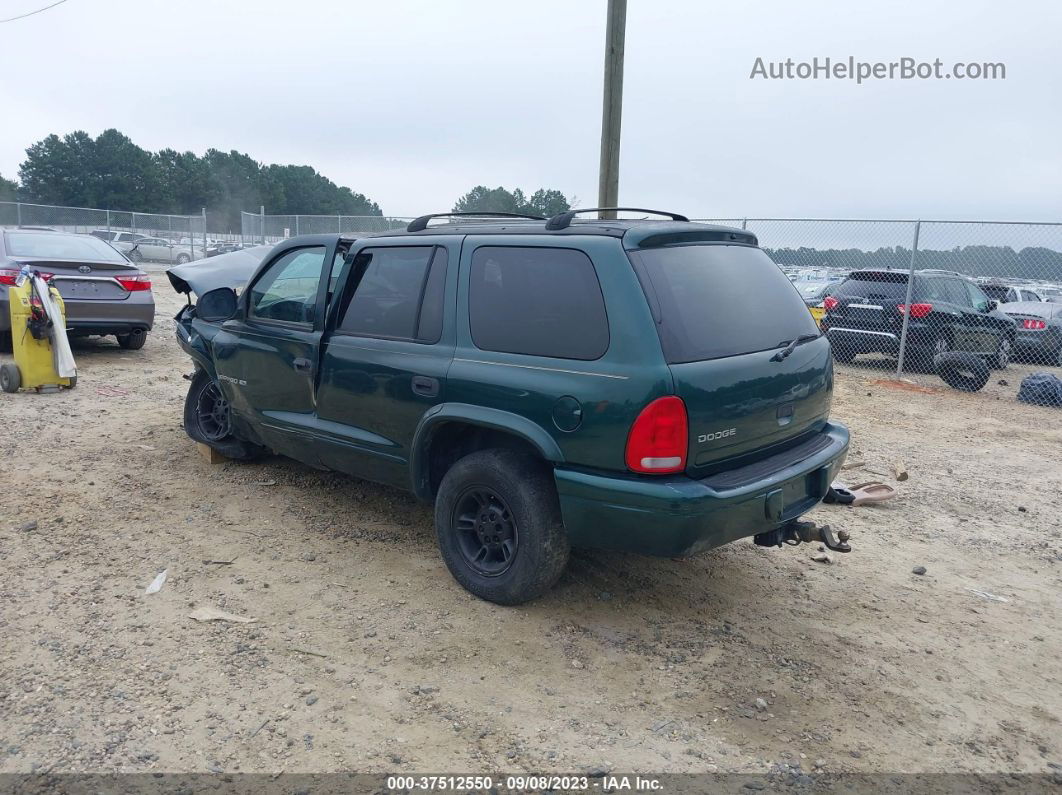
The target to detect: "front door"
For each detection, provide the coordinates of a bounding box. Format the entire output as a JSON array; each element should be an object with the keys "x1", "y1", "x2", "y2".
[
  {"x1": 212, "y1": 242, "x2": 334, "y2": 463},
  {"x1": 314, "y1": 240, "x2": 456, "y2": 487}
]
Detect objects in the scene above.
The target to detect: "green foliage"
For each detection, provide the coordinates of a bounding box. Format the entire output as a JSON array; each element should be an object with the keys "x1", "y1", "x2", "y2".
[
  {"x1": 766, "y1": 245, "x2": 1062, "y2": 281},
  {"x1": 17, "y1": 129, "x2": 382, "y2": 230},
  {"x1": 0, "y1": 172, "x2": 16, "y2": 202},
  {"x1": 452, "y1": 185, "x2": 572, "y2": 218}
]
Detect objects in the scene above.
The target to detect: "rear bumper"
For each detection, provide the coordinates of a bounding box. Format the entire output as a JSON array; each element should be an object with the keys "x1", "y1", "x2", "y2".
[
  {"x1": 0, "y1": 292, "x2": 155, "y2": 334},
  {"x1": 554, "y1": 422, "x2": 849, "y2": 557},
  {"x1": 822, "y1": 323, "x2": 931, "y2": 355}
]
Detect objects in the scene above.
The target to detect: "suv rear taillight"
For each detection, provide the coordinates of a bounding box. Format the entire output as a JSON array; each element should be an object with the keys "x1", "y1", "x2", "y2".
[
  {"x1": 625, "y1": 396, "x2": 688, "y2": 474},
  {"x1": 115, "y1": 272, "x2": 152, "y2": 291},
  {"x1": 1022, "y1": 318, "x2": 1047, "y2": 330},
  {"x1": 822, "y1": 296, "x2": 839, "y2": 311},
  {"x1": 898, "y1": 302, "x2": 933, "y2": 319}
]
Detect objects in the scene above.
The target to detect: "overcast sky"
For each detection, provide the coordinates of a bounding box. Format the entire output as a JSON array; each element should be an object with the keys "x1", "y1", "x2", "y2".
[{"x1": 1, "y1": 0, "x2": 1060, "y2": 221}]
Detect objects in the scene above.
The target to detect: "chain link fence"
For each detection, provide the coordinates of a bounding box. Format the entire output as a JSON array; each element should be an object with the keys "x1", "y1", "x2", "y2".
[
  {"x1": 240, "y1": 211, "x2": 413, "y2": 244},
  {"x1": 0, "y1": 201, "x2": 211, "y2": 261},
  {"x1": 707, "y1": 218, "x2": 1062, "y2": 380}
]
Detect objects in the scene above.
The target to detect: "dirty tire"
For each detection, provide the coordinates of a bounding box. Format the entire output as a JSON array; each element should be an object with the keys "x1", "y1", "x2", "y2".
[
  {"x1": 1, "y1": 362, "x2": 20, "y2": 393},
  {"x1": 434, "y1": 449, "x2": 569, "y2": 605},
  {"x1": 117, "y1": 329, "x2": 147, "y2": 350},
  {"x1": 176, "y1": 254, "x2": 191, "y2": 265},
  {"x1": 0, "y1": 329, "x2": 11, "y2": 353},
  {"x1": 936, "y1": 352, "x2": 990, "y2": 392},
  {"x1": 183, "y1": 369, "x2": 262, "y2": 460}
]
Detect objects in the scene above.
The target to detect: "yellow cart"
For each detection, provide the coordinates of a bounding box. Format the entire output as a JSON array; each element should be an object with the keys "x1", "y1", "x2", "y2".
[{"x1": 1, "y1": 280, "x2": 76, "y2": 392}]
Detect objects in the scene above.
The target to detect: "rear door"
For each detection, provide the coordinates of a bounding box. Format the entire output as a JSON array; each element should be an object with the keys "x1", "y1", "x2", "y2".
[
  {"x1": 629, "y1": 243, "x2": 833, "y2": 475},
  {"x1": 212, "y1": 243, "x2": 333, "y2": 462},
  {"x1": 314, "y1": 239, "x2": 456, "y2": 486}
]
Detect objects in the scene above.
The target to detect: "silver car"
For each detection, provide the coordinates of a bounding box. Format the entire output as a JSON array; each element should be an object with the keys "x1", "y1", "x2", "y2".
[
  {"x1": 126, "y1": 236, "x2": 195, "y2": 265},
  {"x1": 0, "y1": 230, "x2": 155, "y2": 351}
]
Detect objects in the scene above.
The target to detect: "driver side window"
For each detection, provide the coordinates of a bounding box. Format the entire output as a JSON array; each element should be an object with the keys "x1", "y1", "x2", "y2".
[{"x1": 249, "y1": 246, "x2": 326, "y2": 325}]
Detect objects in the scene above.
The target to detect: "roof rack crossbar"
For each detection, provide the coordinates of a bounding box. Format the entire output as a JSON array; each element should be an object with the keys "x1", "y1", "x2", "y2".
[
  {"x1": 406, "y1": 212, "x2": 545, "y2": 233},
  {"x1": 545, "y1": 207, "x2": 690, "y2": 231}
]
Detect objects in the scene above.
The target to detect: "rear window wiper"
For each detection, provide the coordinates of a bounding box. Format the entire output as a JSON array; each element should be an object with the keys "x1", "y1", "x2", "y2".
[{"x1": 771, "y1": 333, "x2": 820, "y2": 362}]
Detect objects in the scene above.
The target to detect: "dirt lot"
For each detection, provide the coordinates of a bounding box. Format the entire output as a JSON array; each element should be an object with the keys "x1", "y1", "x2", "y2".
[{"x1": 1, "y1": 279, "x2": 1061, "y2": 778}]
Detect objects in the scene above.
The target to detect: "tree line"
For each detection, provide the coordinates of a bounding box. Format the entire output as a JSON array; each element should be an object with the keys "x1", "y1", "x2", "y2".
[
  {"x1": 767, "y1": 245, "x2": 1062, "y2": 282},
  {"x1": 8, "y1": 129, "x2": 383, "y2": 230},
  {"x1": 3, "y1": 130, "x2": 577, "y2": 233}
]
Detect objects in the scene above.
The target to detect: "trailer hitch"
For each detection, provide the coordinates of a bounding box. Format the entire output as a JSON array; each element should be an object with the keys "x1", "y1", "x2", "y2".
[{"x1": 754, "y1": 520, "x2": 851, "y2": 553}]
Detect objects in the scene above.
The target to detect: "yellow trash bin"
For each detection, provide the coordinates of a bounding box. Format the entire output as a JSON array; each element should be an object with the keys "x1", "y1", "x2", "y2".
[{"x1": 1, "y1": 280, "x2": 76, "y2": 392}]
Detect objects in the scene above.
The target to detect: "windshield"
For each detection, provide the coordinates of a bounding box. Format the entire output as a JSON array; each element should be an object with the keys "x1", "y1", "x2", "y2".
[
  {"x1": 631, "y1": 244, "x2": 819, "y2": 363},
  {"x1": 5, "y1": 232, "x2": 128, "y2": 263}
]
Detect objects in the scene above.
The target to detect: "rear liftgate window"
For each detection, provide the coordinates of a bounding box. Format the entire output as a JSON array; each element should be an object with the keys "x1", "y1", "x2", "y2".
[
  {"x1": 469, "y1": 246, "x2": 609, "y2": 360},
  {"x1": 631, "y1": 245, "x2": 819, "y2": 364}
]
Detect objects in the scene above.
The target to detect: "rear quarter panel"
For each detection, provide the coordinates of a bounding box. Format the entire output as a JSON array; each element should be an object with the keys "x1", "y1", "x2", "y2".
[{"x1": 445, "y1": 235, "x2": 671, "y2": 471}]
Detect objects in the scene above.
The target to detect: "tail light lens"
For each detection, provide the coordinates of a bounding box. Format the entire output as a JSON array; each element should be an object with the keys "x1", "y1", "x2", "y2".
[
  {"x1": 898, "y1": 303, "x2": 933, "y2": 319},
  {"x1": 1022, "y1": 318, "x2": 1047, "y2": 330},
  {"x1": 822, "y1": 296, "x2": 839, "y2": 311},
  {"x1": 625, "y1": 396, "x2": 688, "y2": 474},
  {"x1": 115, "y1": 272, "x2": 152, "y2": 292},
  {"x1": 0, "y1": 268, "x2": 53, "y2": 286}
]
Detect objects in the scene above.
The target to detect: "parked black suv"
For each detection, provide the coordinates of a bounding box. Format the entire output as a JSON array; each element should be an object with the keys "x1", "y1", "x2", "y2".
[{"x1": 820, "y1": 269, "x2": 1017, "y2": 370}]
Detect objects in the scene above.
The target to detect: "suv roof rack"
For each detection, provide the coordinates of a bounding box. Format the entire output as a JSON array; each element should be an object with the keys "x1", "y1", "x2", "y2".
[
  {"x1": 545, "y1": 207, "x2": 690, "y2": 231},
  {"x1": 406, "y1": 212, "x2": 545, "y2": 233}
]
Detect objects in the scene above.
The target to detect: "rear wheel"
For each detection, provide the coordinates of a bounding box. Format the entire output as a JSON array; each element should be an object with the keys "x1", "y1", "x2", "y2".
[
  {"x1": 990, "y1": 335, "x2": 1012, "y2": 370},
  {"x1": 117, "y1": 329, "x2": 147, "y2": 350},
  {"x1": 434, "y1": 449, "x2": 569, "y2": 605},
  {"x1": 0, "y1": 362, "x2": 20, "y2": 393},
  {"x1": 183, "y1": 369, "x2": 262, "y2": 460},
  {"x1": 175, "y1": 253, "x2": 191, "y2": 265}
]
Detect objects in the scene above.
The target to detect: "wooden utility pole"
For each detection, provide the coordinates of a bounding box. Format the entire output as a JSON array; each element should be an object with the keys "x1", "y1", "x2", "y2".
[{"x1": 597, "y1": 0, "x2": 626, "y2": 219}]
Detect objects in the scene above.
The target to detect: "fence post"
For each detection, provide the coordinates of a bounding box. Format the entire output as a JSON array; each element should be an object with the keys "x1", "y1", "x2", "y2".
[
  {"x1": 260, "y1": 205, "x2": 265, "y2": 244},
  {"x1": 295, "y1": 215, "x2": 299, "y2": 236},
  {"x1": 106, "y1": 209, "x2": 111, "y2": 235},
  {"x1": 16, "y1": 202, "x2": 21, "y2": 226},
  {"x1": 202, "y1": 208, "x2": 207, "y2": 256},
  {"x1": 338, "y1": 214, "x2": 342, "y2": 234},
  {"x1": 895, "y1": 220, "x2": 921, "y2": 377},
  {"x1": 131, "y1": 213, "x2": 137, "y2": 234},
  {"x1": 741, "y1": 218, "x2": 747, "y2": 230}
]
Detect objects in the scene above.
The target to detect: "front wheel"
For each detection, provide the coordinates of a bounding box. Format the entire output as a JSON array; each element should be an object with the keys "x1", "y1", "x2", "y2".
[
  {"x1": 175, "y1": 254, "x2": 191, "y2": 265},
  {"x1": 182, "y1": 369, "x2": 262, "y2": 460},
  {"x1": 434, "y1": 449, "x2": 569, "y2": 605}
]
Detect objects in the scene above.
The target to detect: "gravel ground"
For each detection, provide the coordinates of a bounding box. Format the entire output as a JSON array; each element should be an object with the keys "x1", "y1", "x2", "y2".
[{"x1": 1, "y1": 281, "x2": 1060, "y2": 778}]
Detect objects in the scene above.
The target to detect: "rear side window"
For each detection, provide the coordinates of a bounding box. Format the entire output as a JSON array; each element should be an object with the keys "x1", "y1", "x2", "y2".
[
  {"x1": 469, "y1": 247, "x2": 609, "y2": 360},
  {"x1": 631, "y1": 245, "x2": 818, "y2": 363},
  {"x1": 338, "y1": 246, "x2": 444, "y2": 342}
]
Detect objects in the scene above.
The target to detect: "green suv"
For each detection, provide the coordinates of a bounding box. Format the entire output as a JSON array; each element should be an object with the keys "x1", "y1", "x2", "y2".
[{"x1": 170, "y1": 209, "x2": 850, "y2": 604}]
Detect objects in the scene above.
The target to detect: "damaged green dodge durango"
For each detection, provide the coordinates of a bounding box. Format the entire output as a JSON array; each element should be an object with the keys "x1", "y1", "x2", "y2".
[{"x1": 168, "y1": 209, "x2": 850, "y2": 604}]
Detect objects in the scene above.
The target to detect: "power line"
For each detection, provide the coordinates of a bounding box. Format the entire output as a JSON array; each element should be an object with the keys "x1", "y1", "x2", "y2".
[{"x1": 0, "y1": 0, "x2": 69, "y2": 24}]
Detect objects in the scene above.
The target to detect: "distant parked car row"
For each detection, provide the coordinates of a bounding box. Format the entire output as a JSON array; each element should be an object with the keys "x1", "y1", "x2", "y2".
[{"x1": 90, "y1": 230, "x2": 245, "y2": 263}]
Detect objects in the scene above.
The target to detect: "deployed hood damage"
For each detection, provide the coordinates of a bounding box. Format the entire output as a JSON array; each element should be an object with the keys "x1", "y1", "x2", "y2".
[{"x1": 166, "y1": 246, "x2": 272, "y2": 297}]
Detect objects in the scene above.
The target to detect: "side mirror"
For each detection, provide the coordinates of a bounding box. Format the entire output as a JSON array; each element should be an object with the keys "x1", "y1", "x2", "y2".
[{"x1": 197, "y1": 287, "x2": 238, "y2": 322}]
